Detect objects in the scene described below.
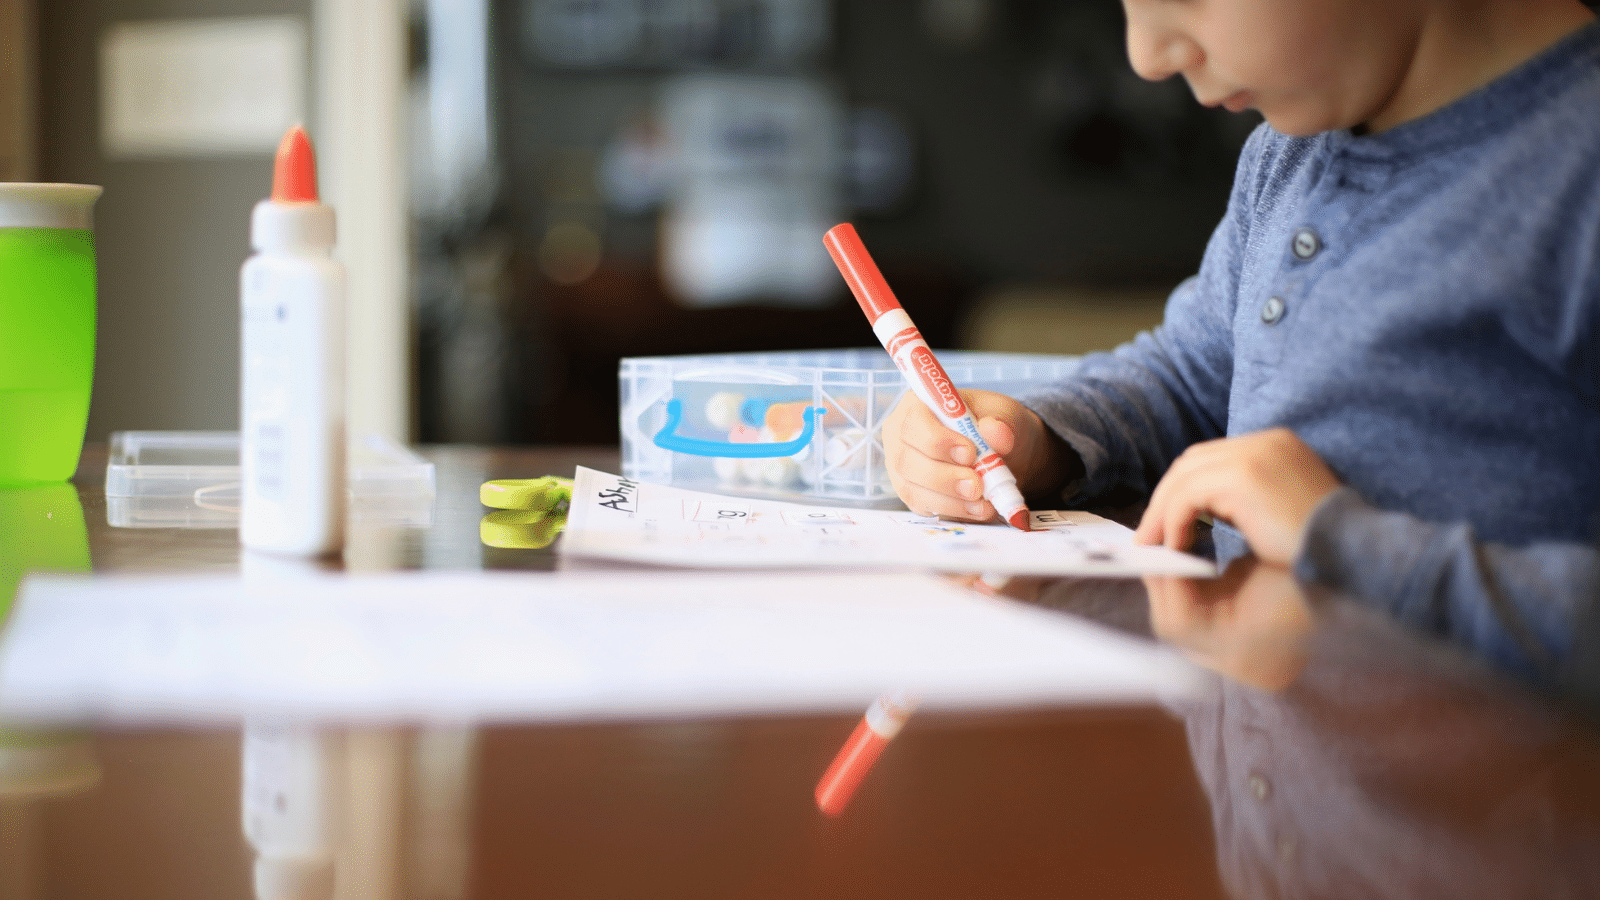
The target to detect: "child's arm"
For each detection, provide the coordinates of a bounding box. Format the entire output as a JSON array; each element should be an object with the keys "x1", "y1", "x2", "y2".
[
  {"x1": 1297, "y1": 490, "x2": 1600, "y2": 689},
  {"x1": 1136, "y1": 429, "x2": 1600, "y2": 689},
  {"x1": 1015, "y1": 119, "x2": 1268, "y2": 510},
  {"x1": 879, "y1": 388, "x2": 1081, "y2": 521},
  {"x1": 945, "y1": 126, "x2": 1272, "y2": 520}
]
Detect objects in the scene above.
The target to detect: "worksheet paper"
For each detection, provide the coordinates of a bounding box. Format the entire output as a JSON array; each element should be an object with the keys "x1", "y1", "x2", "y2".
[
  {"x1": 0, "y1": 571, "x2": 1201, "y2": 724},
  {"x1": 559, "y1": 467, "x2": 1215, "y2": 577}
]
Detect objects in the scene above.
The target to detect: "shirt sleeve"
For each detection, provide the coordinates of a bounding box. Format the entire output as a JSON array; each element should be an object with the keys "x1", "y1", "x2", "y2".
[
  {"x1": 1293, "y1": 487, "x2": 1600, "y2": 690},
  {"x1": 1018, "y1": 125, "x2": 1272, "y2": 504}
]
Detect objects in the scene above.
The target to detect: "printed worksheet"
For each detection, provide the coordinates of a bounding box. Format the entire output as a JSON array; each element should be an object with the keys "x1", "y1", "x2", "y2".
[{"x1": 558, "y1": 467, "x2": 1215, "y2": 577}]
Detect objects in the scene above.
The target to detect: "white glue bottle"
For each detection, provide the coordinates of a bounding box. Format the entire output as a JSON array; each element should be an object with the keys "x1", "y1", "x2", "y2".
[{"x1": 240, "y1": 125, "x2": 346, "y2": 556}]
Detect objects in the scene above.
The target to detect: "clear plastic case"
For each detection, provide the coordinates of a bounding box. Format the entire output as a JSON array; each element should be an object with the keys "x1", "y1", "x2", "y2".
[
  {"x1": 104, "y1": 431, "x2": 436, "y2": 528},
  {"x1": 620, "y1": 349, "x2": 1080, "y2": 506}
]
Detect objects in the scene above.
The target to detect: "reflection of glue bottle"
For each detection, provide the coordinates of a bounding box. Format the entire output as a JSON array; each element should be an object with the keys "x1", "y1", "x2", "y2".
[
  {"x1": 241, "y1": 727, "x2": 344, "y2": 900},
  {"x1": 240, "y1": 126, "x2": 346, "y2": 557}
]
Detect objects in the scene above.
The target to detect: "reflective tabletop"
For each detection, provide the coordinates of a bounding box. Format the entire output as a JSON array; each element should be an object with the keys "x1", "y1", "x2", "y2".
[{"x1": 1, "y1": 445, "x2": 1597, "y2": 900}]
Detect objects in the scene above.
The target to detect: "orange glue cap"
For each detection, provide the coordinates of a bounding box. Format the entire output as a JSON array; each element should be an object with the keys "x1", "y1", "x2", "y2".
[
  {"x1": 251, "y1": 125, "x2": 334, "y2": 252},
  {"x1": 272, "y1": 126, "x2": 320, "y2": 204}
]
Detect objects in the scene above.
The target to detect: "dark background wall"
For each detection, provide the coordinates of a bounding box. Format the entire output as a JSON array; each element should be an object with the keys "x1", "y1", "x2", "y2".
[
  {"x1": 827, "y1": 0, "x2": 1247, "y2": 286},
  {"x1": 35, "y1": 0, "x2": 1253, "y2": 446},
  {"x1": 37, "y1": 0, "x2": 313, "y2": 442},
  {"x1": 417, "y1": 0, "x2": 1252, "y2": 445}
]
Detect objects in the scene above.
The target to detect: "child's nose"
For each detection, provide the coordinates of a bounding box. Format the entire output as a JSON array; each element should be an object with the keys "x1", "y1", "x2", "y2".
[{"x1": 1125, "y1": 22, "x2": 1202, "y2": 82}]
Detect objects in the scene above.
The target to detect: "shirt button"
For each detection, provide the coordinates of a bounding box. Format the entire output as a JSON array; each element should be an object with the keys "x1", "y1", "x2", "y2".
[
  {"x1": 1247, "y1": 772, "x2": 1272, "y2": 802},
  {"x1": 1292, "y1": 227, "x2": 1321, "y2": 260},
  {"x1": 1261, "y1": 296, "x2": 1286, "y2": 324}
]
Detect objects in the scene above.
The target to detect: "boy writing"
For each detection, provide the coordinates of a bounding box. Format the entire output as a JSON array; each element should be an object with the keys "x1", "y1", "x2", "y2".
[{"x1": 882, "y1": 0, "x2": 1600, "y2": 680}]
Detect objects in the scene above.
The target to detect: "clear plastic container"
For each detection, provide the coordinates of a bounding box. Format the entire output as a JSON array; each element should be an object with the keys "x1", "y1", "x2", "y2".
[
  {"x1": 619, "y1": 349, "x2": 1080, "y2": 506},
  {"x1": 104, "y1": 431, "x2": 435, "y2": 528}
]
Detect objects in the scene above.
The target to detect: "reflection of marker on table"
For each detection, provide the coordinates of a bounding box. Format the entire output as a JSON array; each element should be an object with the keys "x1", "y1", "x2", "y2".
[
  {"x1": 815, "y1": 691, "x2": 917, "y2": 817},
  {"x1": 823, "y1": 222, "x2": 1032, "y2": 532}
]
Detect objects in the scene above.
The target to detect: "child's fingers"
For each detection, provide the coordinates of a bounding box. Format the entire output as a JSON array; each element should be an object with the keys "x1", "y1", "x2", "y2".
[
  {"x1": 891, "y1": 392, "x2": 979, "y2": 462},
  {"x1": 1144, "y1": 574, "x2": 1210, "y2": 644},
  {"x1": 1137, "y1": 429, "x2": 1341, "y2": 565},
  {"x1": 1136, "y1": 445, "x2": 1225, "y2": 549},
  {"x1": 883, "y1": 393, "x2": 995, "y2": 520},
  {"x1": 893, "y1": 461, "x2": 994, "y2": 521},
  {"x1": 1148, "y1": 494, "x2": 1203, "y2": 550},
  {"x1": 975, "y1": 414, "x2": 1017, "y2": 459},
  {"x1": 891, "y1": 444, "x2": 993, "y2": 520},
  {"x1": 1134, "y1": 463, "x2": 1183, "y2": 545},
  {"x1": 882, "y1": 389, "x2": 1044, "y2": 525}
]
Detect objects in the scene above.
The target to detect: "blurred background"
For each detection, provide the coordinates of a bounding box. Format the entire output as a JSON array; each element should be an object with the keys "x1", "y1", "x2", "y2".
[{"x1": 9, "y1": 0, "x2": 1256, "y2": 448}]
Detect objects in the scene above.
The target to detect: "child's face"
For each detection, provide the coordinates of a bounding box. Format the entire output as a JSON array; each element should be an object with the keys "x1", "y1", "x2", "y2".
[{"x1": 1120, "y1": 0, "x2": 1425, "y2": 135}]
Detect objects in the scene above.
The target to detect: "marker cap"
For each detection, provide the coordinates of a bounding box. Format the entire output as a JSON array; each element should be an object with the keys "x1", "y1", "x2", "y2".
[
  {"x1": 823, "y1": 223, "x2": 902, "y2": 321},
  {"x1": 814, "y1": 692, "x2": 916, "y2": 817}
]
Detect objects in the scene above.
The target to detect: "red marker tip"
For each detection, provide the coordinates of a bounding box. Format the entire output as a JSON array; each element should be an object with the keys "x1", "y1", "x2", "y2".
[
  {"x1": 272, "y1": 125, "x2": 320, "y2": 203},
  {"x1": 1007, "y1": 510, "x2": 1032, "y2": 532}
]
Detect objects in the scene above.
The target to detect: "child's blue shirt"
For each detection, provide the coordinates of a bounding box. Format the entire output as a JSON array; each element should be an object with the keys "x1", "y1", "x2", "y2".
[{"x1": 1023, "y1": 21, "x2": 1600, "y2": 684}]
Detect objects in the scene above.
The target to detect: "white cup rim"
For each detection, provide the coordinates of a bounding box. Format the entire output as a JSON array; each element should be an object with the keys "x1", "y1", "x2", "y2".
[{"x1": 0, "y1": 183, "x2": 104, "y2": 230}]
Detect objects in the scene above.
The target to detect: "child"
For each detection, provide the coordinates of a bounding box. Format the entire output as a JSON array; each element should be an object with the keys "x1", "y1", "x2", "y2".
[{"x1": 882, "y1": 0, "x2": 1600, "y2": 681}]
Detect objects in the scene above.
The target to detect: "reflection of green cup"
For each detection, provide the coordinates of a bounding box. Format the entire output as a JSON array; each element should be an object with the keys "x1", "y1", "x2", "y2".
[
  {"x1": 0, "y1": 184, "x2": 103, "y2": 485},
  {"x1": 0, "y1": 485, "x2": 94, "y2": 802},
  {"x1": 0, "y1": 482, "x2": 90, "y2": 623}
]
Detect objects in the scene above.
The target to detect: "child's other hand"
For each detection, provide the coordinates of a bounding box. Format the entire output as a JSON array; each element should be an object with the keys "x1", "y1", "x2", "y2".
[
  {"x1": 880, "y1": 388, "x2": 1062, "y2": 522},
  {"x1": 1134, "y1": 428, "x2": 1341, "y2": 566}
]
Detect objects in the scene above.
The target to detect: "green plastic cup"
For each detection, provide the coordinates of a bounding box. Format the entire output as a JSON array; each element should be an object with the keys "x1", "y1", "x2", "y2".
[{"x1": 0, "y1": 184, "x2": 102, "y2": 485}]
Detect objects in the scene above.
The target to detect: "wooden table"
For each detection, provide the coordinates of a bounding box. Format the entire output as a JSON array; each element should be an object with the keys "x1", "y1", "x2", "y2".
[{"x1": 2, "y1": 445, "x2": 1597, "y2": 900}]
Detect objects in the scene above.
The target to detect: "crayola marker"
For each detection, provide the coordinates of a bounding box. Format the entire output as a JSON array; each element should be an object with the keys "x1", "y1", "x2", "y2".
[{"x1": 824, "y1": 223, "x2": 1031, "y2": 531}]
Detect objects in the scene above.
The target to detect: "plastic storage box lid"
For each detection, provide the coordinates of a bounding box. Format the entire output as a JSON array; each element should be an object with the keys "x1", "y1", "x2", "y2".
[
  {"x1": 619, "y1": 349, "x2": 1080, "y2": 506},
  {"x1": 104, "y1": 431, "x2": 436, "y2": 529}
]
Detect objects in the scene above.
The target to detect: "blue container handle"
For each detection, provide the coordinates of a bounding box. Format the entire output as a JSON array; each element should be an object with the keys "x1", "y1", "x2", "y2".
[{"x1": 653, "y1": 399, "x2": 825, "y2": 458}]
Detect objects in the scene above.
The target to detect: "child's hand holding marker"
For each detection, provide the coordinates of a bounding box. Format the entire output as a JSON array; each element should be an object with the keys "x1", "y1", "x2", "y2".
[
  {"x1": 878, "y1": 387, "x2": 1075, "y2": 524},
  {"x1": 824, "y1": 223, "x2": 1040, "y2": 531}
]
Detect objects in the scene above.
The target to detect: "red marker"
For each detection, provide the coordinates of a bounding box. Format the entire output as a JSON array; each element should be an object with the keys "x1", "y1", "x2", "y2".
[
  {"x1": 815, "y1": 692, "x2": 917, "y2": 817},
  {"x1": 824, "y1": 223, "x2": 1032, "y2": 531}
]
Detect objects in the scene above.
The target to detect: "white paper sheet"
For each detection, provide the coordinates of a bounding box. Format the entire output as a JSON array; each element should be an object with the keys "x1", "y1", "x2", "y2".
[
  {"x1": 558, "y1": 467, "x2": 1215, "y2": 577},
  {"x1": 0, "y1": 570, "x2": 1200, "y2": 725}
]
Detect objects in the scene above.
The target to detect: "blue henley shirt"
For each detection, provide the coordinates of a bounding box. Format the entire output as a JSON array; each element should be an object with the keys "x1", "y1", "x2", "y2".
[{"x1": 1023, "y1": 21, "x2": 1600, "y2": 684}]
